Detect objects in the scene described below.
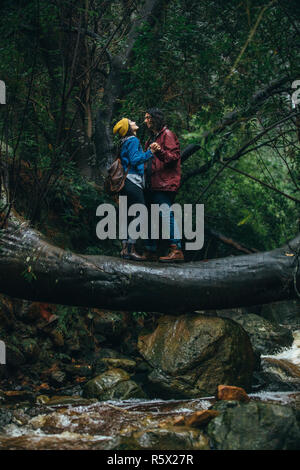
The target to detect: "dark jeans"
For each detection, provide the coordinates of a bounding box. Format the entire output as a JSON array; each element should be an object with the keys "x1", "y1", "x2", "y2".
[
  {"x1": 119, "y1": 178, "x2": 146, "y2": 244},
  {"x1": 145, "y1": 190, "x2": 182, "y2": 250}
]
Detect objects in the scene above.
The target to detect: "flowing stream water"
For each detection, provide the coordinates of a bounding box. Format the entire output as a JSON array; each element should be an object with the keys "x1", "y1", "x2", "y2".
[{"x1": 0, "y1": 330, "x2": 299, "y2": 450}]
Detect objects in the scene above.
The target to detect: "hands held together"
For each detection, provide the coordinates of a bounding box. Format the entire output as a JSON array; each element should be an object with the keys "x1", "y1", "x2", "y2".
[{"x1": 150, "y1": 142, "x2": 161, "y2": 153}]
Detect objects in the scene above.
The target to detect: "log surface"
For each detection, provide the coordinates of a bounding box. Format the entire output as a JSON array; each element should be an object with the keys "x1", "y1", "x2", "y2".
[{"x1": 0, "y1": 217, "x2": 299, "y2": 312}]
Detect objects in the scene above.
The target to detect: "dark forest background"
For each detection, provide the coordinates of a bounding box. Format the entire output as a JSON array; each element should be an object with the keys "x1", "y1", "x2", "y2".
[{"x1": 0, "y1": 0, "x2": 299, "y2": 260}]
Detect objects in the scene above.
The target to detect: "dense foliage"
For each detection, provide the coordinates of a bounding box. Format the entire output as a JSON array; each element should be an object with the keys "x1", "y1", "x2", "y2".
[{"x1": 0, "y1": 0, "x2": 299, "y2": 257}]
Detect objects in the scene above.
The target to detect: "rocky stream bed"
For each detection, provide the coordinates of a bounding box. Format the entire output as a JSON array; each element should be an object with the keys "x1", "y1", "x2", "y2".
[{"x1": 0, "y1": 296, "x2": 300, "y2": 450}]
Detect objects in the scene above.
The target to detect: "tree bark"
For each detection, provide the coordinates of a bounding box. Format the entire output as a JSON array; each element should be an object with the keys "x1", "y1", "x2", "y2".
[{"x1": 0, "y1": 213, "x2": 299, "y2": 313}]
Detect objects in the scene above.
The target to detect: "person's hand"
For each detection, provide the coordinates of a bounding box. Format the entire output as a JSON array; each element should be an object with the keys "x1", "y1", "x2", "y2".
[{"x1": 150, "y1": 143, "x2": 161, "y2": 152}]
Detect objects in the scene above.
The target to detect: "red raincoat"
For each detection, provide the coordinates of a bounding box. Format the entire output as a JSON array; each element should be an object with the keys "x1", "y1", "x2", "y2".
[{"x1": 145, "y1": 126, "x2": 181, "y2": 192}]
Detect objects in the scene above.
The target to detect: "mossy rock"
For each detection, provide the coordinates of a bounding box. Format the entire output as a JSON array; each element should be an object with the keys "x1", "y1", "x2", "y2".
[{"x1": 207, "y1": 400, "x2": 300, "y2": 450}]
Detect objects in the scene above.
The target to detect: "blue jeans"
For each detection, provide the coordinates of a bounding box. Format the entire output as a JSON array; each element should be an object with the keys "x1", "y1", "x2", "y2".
[
  {"x1": 145, "y1": 190, "x2": 181, "y2": 251},
  {"x1": 120, "y1": 178, "x2": 146, "y2": 245}
]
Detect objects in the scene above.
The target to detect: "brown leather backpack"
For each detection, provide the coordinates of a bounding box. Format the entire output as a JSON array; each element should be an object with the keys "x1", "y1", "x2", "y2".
[{"x1": 105, "y1": 155, "x2": 130, "y2": 196}]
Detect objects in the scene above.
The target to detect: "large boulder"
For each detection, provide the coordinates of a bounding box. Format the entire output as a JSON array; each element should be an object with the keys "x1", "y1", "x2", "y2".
[
  {"x1": 138, "y1": 314, "x2": 255, "y2": 398},
  {"x1": 207, "y1": 400, "x2": 300, "y2": 450},
  {"x1": 212, "y1": 311, "x2": 293, "y2": 355}
]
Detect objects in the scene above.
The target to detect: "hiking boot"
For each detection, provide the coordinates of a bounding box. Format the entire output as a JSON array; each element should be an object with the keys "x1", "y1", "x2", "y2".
[
  {"x1": 159, "y1": 245, "x2": 184, "y2": 263},
  {"x1": 142, "y1": 250, "x2": 158, "y2": 262},
  {"x1": 128, "y1": 244, "x2": 146, "y2": 261},
  {"x1": 120, "y1": 242, "x2": 130, "y2": 259}
]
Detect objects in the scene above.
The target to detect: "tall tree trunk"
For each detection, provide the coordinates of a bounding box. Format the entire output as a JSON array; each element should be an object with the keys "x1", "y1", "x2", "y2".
[
  {"x1": 94, "y1": 0, "x2": 169, "y2": 176},
  {"x1": 94, "y1": 55, "x2": 124, "y2": 175}
]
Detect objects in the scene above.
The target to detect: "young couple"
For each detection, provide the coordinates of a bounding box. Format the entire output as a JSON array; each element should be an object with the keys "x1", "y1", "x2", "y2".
[{"x1": 113, "y1": 108, "x2": 184, "y2": 263}]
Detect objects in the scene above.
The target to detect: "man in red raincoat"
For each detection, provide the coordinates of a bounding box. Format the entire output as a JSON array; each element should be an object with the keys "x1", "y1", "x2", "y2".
[{"x1": 144, "y1": 108, "x2": 184, "y2": 262}]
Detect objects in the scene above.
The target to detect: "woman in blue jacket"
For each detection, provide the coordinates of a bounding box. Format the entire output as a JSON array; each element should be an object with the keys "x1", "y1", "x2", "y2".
[{"x1": 113, "y1": 117, "x2": 154, "y2": 261}]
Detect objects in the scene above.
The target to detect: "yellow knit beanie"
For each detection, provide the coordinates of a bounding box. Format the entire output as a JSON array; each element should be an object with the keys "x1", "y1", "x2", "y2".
[{"x1": 113, "y1": 118, "x2": 129, "y2": 137}]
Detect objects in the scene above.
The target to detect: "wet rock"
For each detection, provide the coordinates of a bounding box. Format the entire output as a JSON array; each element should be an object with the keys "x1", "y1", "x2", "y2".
[
  {"x1": 138, "y1": 314, "x2": 254, "y2": 398},
  {"x1": 158, "y1": 415, "x2": 185, "y2": 427},
  {"x1": 216, "y1": 385, "x2": 250, "y2": 403},
  {"x1": 11, "y1": 408, "x2": 31, "y2": 426},
  {"x1": 83, "y1": 368, "x2": 147, "y2": 400},
  {"x1": 38, "y1": 395, "x2": 97, "y2": 407},
  {"x1": 119, "y1": 426, "x2": 210, "y2": 450},
  {"x1": 185, "y1": 410, "x2": 219, "y2": 427},
  {"x1": 36, "y1": 395, "x2": 51, "y2": 404},
  {"x1": 65, "y1": 364, "x2": 93, "y2": 378},
  {"x1": 92, "y1": 348, "x2": 128, "y2": 360},
  {"x1": 213, "y1": 311, "x2": 293, "y2": 355},
  {"x1": 52, "y1": 384, "x2": 83, "y2": 397},
  {"x1": 0, "y1": 390, "x2": 35, "y2": 403},
  {"x1": 91, "y1": 310, "x2": 126, "y2": 342},
  {"x1": 50, "y1": 369, "x2": 66, "y2": 386},
  {"x1": 111, "y1": 379, "x2": 147, "y2": 400},
  {"x1": 260, "y1": 299, "x2": 300, "y2": 328},
  {"x1": 91, "y1": 349, "x2": 132, "y2": 375},
  {"x1": 99, "y1": 358, "x2": 137, "y2": 372},
  {"x1": 0, "y1": 435, "x2": 121, "y2": 451},
  {"x1": 207, "y1": 401, "x2": 300, "y2": 450},
  {"x1": 255, "y1": 357, "x2": 300, "y2": 392},
  {"x1": 0, "y1": 408, "x2": 13, "y2": 431}
]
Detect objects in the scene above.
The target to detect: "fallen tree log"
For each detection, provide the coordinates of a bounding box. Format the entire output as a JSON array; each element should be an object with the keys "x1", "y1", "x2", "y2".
[{"x1": 0, "y1": 213, "x2": 299, "y2": 313}]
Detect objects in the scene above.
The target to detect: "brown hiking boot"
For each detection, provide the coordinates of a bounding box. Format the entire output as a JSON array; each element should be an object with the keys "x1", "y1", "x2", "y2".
[
  {"x1": 120, "y1": 242, "x2": 130, "y2": 259},
  {"x1": 142, "y1": 250, "x2": 158, "y2": 262},
  {"x1": 128, "y1": 244, "x2": 146, "y2": 261},
  {"x1": 159, "y1": 245, "x2": 184, "y2": 263}
]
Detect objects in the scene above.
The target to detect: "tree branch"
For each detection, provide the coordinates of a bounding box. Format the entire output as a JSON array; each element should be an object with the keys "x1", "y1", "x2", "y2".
[
  {"x1": 223, "y1": 164, "x2": 300, "y2": 204},
  {"x1": 180, "y1": 75, "x2": 297, "y2": 164},
  {"x1": 205, "y1": 226, "x2": 259, "y2": 254},
  {"x1": 182, "y1": 111, "x2": 300, "y2": 203}
]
